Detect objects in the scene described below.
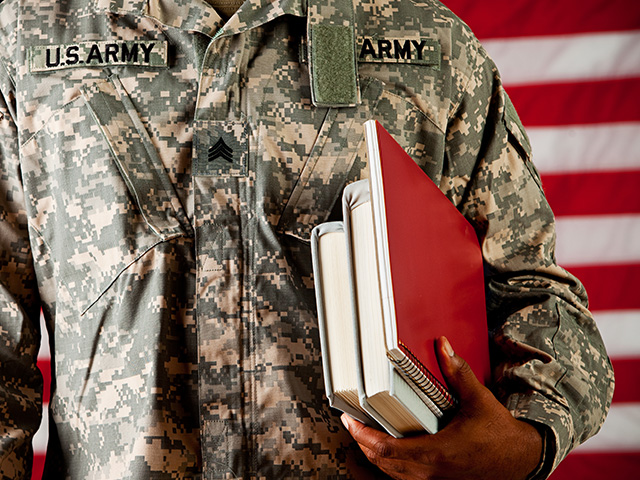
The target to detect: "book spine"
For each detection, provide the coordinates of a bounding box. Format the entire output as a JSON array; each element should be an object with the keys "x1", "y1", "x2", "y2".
[{"x1": 389, "y1": 342, "x2": 457, "y2": 411}]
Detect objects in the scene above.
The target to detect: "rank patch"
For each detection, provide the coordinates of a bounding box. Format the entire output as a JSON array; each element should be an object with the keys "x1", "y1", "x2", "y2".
[
  {"x1": 194, "y1": 121, "x2": 248, "y2": 177},
  {"x1": 29, "y1": 41, "x2": 168, "y2": 73},
  {"x1": 358, "y1": 37, "x2": 440, "y2": 67}
]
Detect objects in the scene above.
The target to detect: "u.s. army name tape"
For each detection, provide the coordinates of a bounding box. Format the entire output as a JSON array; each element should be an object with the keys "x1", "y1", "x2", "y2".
[{"x1": 29, "y1": 41, "x2": 168, "y2": 73}]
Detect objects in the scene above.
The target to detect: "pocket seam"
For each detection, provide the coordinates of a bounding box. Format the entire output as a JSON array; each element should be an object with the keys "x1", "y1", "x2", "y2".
[
  {"x1": 381, "y1": 88, "x2": 444, "y2": 134},
  {"x1": 79, "y1": 237, "x2": 171, "y2": 315},
  {"x1": 277, "y1": 77, "x2": 384, "y2": 241},
  {"x1": 20, "y1": 91, "x2": 84, "y2": 148},
  {"x1": 82, "y1": 75, "x2": 192, "y2": 239}
]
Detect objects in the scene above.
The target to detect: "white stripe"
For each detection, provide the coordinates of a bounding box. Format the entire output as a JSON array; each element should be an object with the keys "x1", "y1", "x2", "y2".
[
  {"x1": 576, "y1": 404, "x2": 640, "y2": 452},
  {"x1": 482, "y1": 31, "x2": 640, "y2": 86},
  {"x1": 594, "y1": 310, "x2": 640, "y2": 359},
  {"x1": 528, "y1": 123, "x2": 640, "y2": 174},
  {"x1": 38, "y1": 311, "x2": 50, "y2": 361},
  {"x1": 33, "y1": 405, "x2": 48, "y2": 454},
  {"x1": 555, "y1": 214, "x2": 640, "y2": 267}
]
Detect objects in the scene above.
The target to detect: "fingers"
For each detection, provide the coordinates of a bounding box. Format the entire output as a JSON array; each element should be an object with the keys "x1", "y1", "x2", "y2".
[
  {"x1": 341, "y1": 414, "x2": 429, "y2": 479},
  {"x1": 340, "y1": 341, "x2": 539, "y2": 480},
  {"x1": 341, "y1": 414, "x2": 398, "y2": 457}
]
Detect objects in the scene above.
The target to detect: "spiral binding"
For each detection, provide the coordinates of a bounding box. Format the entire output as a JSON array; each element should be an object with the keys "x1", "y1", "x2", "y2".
[{"x1": 388, "y1": 341, "x2": 458, "y2": 411}]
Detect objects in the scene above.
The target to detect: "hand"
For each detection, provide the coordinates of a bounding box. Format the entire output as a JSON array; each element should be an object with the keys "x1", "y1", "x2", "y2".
[{"x1": 341, "y1": 337, "x2": 543, "y2": 480}]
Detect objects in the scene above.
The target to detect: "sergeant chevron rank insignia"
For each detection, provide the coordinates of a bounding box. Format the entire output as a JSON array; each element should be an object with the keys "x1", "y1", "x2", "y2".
[
  {"x1": 358, "y1": 37, "x2": 440, "y2": 67},
  {"x1": 193, "y1": 121, "x2": 248, "y2": 177},
  {"x1": 29, "y1": 41, "x2": 168, "y2": 73},
  {"x1": 208, "y1": 138, "x2": 234, "y2": 163}
]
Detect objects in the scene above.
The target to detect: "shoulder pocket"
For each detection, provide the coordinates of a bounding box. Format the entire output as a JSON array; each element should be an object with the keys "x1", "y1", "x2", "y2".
[
  {"x1": 503, "y1": 92, "x2": 532, "y2": 161},
  {"x1": 503, "y1": 92, "x2": 544, "y2": 190},
  {"x1": 21, "y1": 76, "x2": 191, "y2": 314}
]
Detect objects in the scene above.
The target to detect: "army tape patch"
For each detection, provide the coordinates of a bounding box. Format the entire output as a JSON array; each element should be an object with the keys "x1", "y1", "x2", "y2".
[
  {"x1": 358, "y1": 37, "x2": 440, "y2": 67},
  {"x1": 29, "y1": 41, "x2": 168, "y2": 73}
]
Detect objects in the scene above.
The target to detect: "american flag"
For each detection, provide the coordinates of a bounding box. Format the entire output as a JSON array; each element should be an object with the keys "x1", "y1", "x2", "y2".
[
  {"x1": 444, "y1": 0, "x2": 640, "y2": 478},
  {"x1": 31, "y1": 0, "x2": 640, "y2": 478}
]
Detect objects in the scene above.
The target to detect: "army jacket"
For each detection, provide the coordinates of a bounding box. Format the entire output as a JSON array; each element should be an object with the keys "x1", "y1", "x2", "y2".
[{"x1": 0, "y1": 0, "x2": 614, "y2": 478}]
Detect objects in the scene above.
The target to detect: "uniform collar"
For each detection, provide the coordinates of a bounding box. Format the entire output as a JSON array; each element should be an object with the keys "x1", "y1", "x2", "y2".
[
  {"x1": 93, "y1": 0, "x2": 307, "y2": 37},
  {"x1": 223, "y1": 0, "x2": 306, "y2": 37}
]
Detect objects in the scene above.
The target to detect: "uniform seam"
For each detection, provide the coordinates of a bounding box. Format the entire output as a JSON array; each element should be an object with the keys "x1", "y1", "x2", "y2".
[
  {"x1": 247, "y1": 190, "x2": 259, "y2": 477},
  {"x1": 0, "y1": 57, "x2": 16, "y2": 90},
  {"x1": 447, "y1": 39, "x2": 482, "y2": 123},
  {"x1": 380, "y1": 88, "x2": 444, "y2": 134},
  {"x1": 80, "y1": 236, "x2": 176, "y2": 315},
  {"x1": 27, "y1": 214, "x2": 178, "y2": 316},
  {"x1": 19, "y1": 92, "x2": 85, "y2": 148}
]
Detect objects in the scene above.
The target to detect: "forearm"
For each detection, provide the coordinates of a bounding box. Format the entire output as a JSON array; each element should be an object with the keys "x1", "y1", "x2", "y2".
[{"x1": 490, "y1": 285, "x2": 614, "y2": 473}]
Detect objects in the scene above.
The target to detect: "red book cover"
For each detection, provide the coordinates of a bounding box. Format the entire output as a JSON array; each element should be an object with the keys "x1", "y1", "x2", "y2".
[{"x1": 367, "y1": 120, "x2": 491, "y2": 391}]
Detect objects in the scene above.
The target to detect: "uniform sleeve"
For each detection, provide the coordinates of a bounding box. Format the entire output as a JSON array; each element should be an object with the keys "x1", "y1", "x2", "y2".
[
  {"x1": 443, "y1": 45, "x2": 615, "y2": 478},
  {"x1": 0, "y1": 57, "x2": 44, "y2": 479}
]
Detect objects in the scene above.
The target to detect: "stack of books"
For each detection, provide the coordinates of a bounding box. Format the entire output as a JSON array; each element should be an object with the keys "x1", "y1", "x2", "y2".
[{"x1": 311, "y1": 120, "x2": 491, "y2": 437}]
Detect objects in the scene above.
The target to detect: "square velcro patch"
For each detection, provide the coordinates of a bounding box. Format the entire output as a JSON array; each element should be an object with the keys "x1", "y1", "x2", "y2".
[
  {"x1": 193, "y1": 121, "x2": 248, "y2": 177},
  {"x1": 309, "y1": 24, "x2": 359, "y2": 107}
]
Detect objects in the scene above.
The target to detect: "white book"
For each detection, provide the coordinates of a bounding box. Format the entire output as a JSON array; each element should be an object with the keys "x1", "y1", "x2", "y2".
[
  {"x1": 342, "y1": 181, "x2": 441, "y2": 437},
  {"x1": 311, "y1": 221, "x2": 378, "y2": 428},
  {"x1": 312, "y1": 219, "x2": 440, "y2": 437}
]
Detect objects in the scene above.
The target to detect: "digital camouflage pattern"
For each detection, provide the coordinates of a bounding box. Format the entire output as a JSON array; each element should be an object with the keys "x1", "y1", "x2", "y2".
[{"x1": 0, "y1": 0, "x2": 614, "y2": 478}]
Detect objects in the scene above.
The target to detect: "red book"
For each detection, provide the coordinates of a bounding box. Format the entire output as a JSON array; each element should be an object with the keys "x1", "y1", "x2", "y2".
[
  {"x1": 366, "y1": 120, "x2": 491, "y2": 405},
  {"x1": 312, "y1": 120, "x2": 491, "y2": 437}
]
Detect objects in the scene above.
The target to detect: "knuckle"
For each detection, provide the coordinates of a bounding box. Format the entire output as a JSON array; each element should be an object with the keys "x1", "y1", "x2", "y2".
[
  {"x1": 456, "y1": 358, "x2": 473, "y2": 378},
  {"x1": 372, "y1": 439, "x2": 395, "y2": 458},
  {"x1": 423, "y1": 448, "x2": 445, "y2": 466}
]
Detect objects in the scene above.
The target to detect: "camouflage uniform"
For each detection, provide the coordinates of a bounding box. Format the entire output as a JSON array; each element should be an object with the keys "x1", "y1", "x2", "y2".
[{"x1": 0, "y1": 0, "x2": 614, "y2": 478}]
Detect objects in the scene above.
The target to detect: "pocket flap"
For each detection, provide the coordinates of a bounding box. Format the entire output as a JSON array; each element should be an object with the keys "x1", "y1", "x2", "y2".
[
  {"x1": 278, "y1": 78, "x2": 384, "y2": 241},
  {"x1": 82, "y1": 75, "x2": 193, "y2": 239}
]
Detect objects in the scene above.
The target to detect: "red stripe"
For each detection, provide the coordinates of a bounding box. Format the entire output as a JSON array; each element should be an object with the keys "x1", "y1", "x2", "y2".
[
  {"x1": 611, "y1": 358, "x2": 640, "y2": 403},
  {"x1": 443, "y1": 0, "x2": 640, "y2": 39},
  {"x1": 508, "y1": 78, "x2": 640, "y2": 127},
  {"x1": 567, "y1": 264, "x2": 640, "y2": 312},
  {"x1": 541, "y1": 171, "x2": 640, "y2": 217},
  {"x1": 36, "y1": 359, "x2": 50, "y2": 404},
  {"x1": 33, "y1": 454, "x2": 45, "y2": 480},
  {"x1": 29, "y1": 440, "x2": 640, "y2": 480},
  {"x1": 549, "y1": 452, "x2": 640, "y2": 480}
]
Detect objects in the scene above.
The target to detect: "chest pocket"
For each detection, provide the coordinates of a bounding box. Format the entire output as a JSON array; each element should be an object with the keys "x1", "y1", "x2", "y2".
[
  {"x1": 21, "y1": 75, "x2": 192, "y2": 314},
  {"x1": 276, "y1": 75, "x2": 448, "y2": 242},
  {"x1": 277, "y1": 78, "x2": 384, "y2": 241}
]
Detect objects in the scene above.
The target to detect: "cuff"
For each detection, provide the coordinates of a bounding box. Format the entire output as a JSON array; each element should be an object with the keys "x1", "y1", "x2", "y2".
[
  {"x1": 505, "y1": 391, "x2": 575, "y2": 478},
  {"x1": 524, "y1": 423, "x2": 555, "y2": 480}
]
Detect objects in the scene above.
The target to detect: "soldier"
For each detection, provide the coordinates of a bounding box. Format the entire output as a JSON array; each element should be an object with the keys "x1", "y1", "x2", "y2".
[{"x1": 0, "y1": 0, "x2": 614, "y2": 479}]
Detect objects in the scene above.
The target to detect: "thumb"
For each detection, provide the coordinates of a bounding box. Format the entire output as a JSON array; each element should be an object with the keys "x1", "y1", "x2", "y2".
[{"x1": 436, "y1": 336, "x2": 486, "y2": 407}]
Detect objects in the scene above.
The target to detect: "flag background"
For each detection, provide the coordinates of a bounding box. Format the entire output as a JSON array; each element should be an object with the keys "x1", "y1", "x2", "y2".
[
  {"x1": 31, "y1": 0, "x2": 640, "y2": 478},
  {"x1": 443, "y1": 1, "x2": 640, "y2": 478}
]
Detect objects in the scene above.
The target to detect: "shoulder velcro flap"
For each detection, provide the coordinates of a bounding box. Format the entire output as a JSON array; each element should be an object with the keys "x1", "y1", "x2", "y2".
[{"x1": 307, "y1": 0, "x2": 360, "y2": 107}]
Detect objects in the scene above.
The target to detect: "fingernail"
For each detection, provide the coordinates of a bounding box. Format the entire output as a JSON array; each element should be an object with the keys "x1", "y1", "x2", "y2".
[
  {"x1": 442, "y1": 337, "x2": 455, "y2": 357},
  {"x1": 341, "y1": 415, "x2": 351, "y2": 432}
]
